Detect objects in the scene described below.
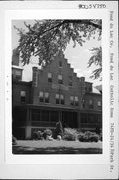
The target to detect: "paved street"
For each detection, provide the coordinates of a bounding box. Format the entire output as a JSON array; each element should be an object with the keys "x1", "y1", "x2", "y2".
[{"x1": 13, "y1": 140, "x2": 102, "y2": 154}]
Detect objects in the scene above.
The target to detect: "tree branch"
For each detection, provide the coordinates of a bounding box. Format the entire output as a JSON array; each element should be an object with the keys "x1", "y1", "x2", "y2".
[{"x1": 37, "y1": 19, "x2": 102, "y2": 37}]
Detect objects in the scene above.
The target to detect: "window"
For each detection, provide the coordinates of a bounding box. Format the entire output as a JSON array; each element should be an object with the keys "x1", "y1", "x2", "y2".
[
  {"x1": 89, "y1": 86, "x2": 92, "y2": 92},
  {"x1": 44, "y1": 92, "x2": 49, "y2": 103},
  {"x1": 48, "y1": 73, "x2": 52, "y2": 82},
  {"x1": 69, "y1": 76, "x2": 73, "y2": 86},
  {"x1": 56, "y1": 94, "x2": 60, "y2": 104},
  {"x1": 56, "y1": 94, "x2": 65, "y2": 105},
  {"x1": 70, "y1": 96, "x2": 74, "y2": 105},
  {"x1": 59, "y1": 61, "x2": 62, "y2": 67},
  {"x1": 39, "y1": 91, "x2": 50, "y2": 103},
  {"x1": 20, "y1": 91, "x2": 26, "y2": 103},
  {"x1": 74, "y1": 96, "x2": 79, "y2": 106},
  {"x1": 82, "y1": 99, "x2": 85, "y2": 108},
  {"x1": 60, "y1": 94, "x2": 64, "y2": 105},
  {"x1": 97, "y1": 101, "x2": 101, "y2": 106},
  {"x1": 39, "y1": 91, "x2": 44, "y2": 102},
  {"x1": 70, "y1": 96, "x2": 79, "y2": 106},
  {"x1": 89, "y1": 99, "x2": 93, "y2": 109},
  {"x1": 58, "y1": 74, "x2": 63, "y2": 84},
  {"x1": 89, "y1": 99, "x2": 93, "y2": 105}
]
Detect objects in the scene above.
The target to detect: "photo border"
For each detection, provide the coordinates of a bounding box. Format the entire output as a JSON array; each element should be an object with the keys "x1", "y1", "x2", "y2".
[
  {"x1": 5, "y1": 9, "x2": 109, "y2": 164},
  {"x1": 0, "y1": 1, "x2": 118, "y2": 179}
]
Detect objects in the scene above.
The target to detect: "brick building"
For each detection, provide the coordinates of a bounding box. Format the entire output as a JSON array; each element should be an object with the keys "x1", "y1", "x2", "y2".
[{"x1": 12, "y1": 51, "x2": 102, "y2": 139}]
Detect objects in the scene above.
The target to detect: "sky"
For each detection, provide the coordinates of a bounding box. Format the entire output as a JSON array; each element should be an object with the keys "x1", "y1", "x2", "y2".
[{"x1": 12, "y1": 20, "x2": 101, "y2": 86}]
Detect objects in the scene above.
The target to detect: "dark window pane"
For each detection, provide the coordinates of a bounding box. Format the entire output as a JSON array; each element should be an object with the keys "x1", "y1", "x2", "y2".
[
  {"x1": 45, "y1": 98, "x2": 49, "y2": 103},
  {"x1": 39, "y1": 97, "x2": 44, "y2": 102},
  {"x1": 59, "y1": 61, "x2": 62, "y2": 67},
  {"x1": 48, "y1": 78, "x2": 52, "y2": 83},
  {"x1": 58, "y1": 79, "x2": 63, "y2": 84},
  {"x1": 61, "y1": 99, "x2": 64, "y2": 105},
  {"x1": 21, "y1": 96, "x2": 26, "y2": 103},
  {"x1": 56, "y1": 99, "x2": 60, "y2": 104}
]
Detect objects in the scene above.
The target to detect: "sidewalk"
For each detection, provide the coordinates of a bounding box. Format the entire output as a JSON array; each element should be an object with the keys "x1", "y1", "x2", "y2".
[{"x1": 13, "y1": 140, "x2": 102, "y2": 154}]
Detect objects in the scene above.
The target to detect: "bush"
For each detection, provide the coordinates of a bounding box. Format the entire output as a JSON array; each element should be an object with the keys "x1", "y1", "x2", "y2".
[
  {"x1": 32, "y1": 130, "x2": 43, "y2": 140},
  {"x1": 99, "y1": 133, "x2": 102, "y2": 141},
  {"x1": 63, "y1": 128, "x2": 78, "y2": 141},
  {"x1": 78, "y1": 131, "x2": 99, "y2": 142},
  {"x1": 63, "y1": 134, "x2": 76, "y2": 141},
  {"x1": 54, "y1": 120, "x2": 64, "y2": 138},
  {"x1": 12, "y1": 135, "x2": 17, "y2": 145},
  {"x1": 43, "y1": 129, "x2": 52, "y2": 139}
]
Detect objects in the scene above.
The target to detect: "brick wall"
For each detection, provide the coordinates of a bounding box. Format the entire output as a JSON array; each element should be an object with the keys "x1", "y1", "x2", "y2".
[
  {"x1": 82, "y1": 93, "x2": 102, "y2": 111},
  {"x1": 12, "y1": 80, "x2": 32, "y2": 108},
  {"x1": 32, "y1": 53, "x2": 82, "y2": 108}
]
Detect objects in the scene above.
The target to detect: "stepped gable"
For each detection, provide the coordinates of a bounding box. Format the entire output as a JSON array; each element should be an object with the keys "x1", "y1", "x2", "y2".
[{"x1": 36, "y1": 51, "x2": 80, "y2": 80}]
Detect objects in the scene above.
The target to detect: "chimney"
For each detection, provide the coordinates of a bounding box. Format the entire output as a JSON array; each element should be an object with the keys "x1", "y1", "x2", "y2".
[
  {"x1": 32, "y1": 67, "x2": 38, "y2": 87},
  {"x1": 12, "y1": 48, "x2": 20, "y2": 66}
]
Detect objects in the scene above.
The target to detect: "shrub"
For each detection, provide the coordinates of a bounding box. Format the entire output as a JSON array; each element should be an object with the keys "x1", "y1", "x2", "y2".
[
  {"x1": 32, "y1": 130, "x2": 43, "y2": 140},
  {"x1": 78, "y1": 131, "x2": 99, "y2": 142},
  {"x1": 63, "y1": 128, "x2": 78, "y2": 141},
  {"x1": 54, "y1": 120, "x2": 64, "y2": 138},
  {"x1": 12, "y1": 135, "x2": 17, "y2": 145},
  {"x1": 63, "y1": 134, "x2": 76, "y2": 141},
  {"x1": 43, "y1": 129, "x2": 52, "y2": 139}
]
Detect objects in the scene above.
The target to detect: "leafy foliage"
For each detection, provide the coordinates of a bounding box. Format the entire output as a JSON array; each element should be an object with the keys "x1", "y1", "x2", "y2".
[
  {"x1": 78, "y1": 131, "x2": 99, "y2": 142},
  {"x1": 88, "y1": 47, "x2": 102, "y2": 79},
  {"x1": 63, "y1": 128, "x2": 79, "y2": 141},
  {"x1": 15, "y1": 19, "x2": 101, "y2": 65}
]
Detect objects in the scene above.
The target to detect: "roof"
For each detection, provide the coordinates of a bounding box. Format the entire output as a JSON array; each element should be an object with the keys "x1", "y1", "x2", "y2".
[
  {"x1": 92, "y1": 86, "x2": 101, "y2": 94},
  {"x1": 95, "y1": 85, "x2": 102, "y2": 93},
  {"x1": 12, "y1": 79, "x2": 32, "y2": 86},
  {"x1": 12, "y1": 65, "x2": 23, "y2": 70}
]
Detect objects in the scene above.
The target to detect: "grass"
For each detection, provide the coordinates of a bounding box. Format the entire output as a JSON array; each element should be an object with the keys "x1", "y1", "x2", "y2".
[{"x1": 13, "y1": 140, "x2": 102, "y2": 154}]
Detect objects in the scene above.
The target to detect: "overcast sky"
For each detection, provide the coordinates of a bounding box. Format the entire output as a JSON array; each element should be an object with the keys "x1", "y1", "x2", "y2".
[{"x1": 12, "y1": 20, "x2": 101, "y2": 86}]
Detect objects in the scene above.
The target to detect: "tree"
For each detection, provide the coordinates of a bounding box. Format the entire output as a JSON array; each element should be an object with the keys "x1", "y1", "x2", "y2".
[
  {"x1": 14, "y1": 19, "x2": 102, "y2": 78},
  {"x1": 88, "y1": 46, "x2": 102, "y2": 80}
]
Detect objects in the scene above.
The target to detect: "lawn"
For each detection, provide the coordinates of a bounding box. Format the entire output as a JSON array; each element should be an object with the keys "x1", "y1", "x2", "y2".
[{"x1": 13, "y1": 140, "x2": 102, "y2": 154}]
